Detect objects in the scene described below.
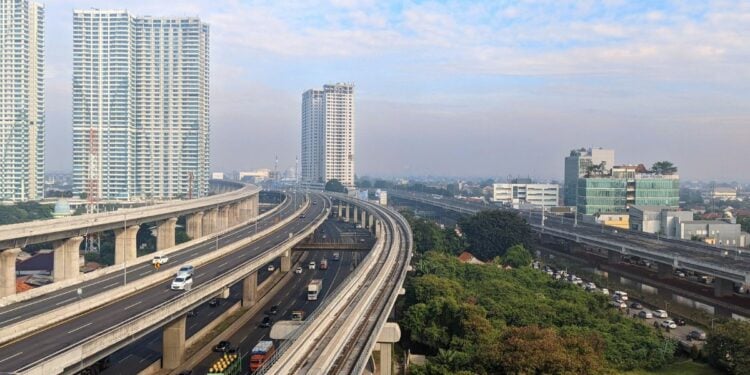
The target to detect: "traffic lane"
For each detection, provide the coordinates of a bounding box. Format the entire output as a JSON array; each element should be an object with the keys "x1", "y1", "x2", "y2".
[
  {"x1": 0, "y1": 195, "x2": 327, "y2": 373},
  {"x1": 191, "y1": 250, "x2": 358, "y2": 374},
  {"x1": 0, "y1": 193, "x2": 296, "y2": 327}
]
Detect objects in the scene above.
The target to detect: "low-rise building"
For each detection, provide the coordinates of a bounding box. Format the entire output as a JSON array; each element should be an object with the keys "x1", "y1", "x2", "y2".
[
  {"x1": 492, "y1": 183, "x2": 559, "y2": 209},
  {"x1": 712, "y1": 187, "x2": 737, "y2": 201},
  {"x1": 679, "y1": 220, "x2": 748, "y2": 247},
  {"x1": 629, "y1": 206, "x2": 693, "y2": 237}
]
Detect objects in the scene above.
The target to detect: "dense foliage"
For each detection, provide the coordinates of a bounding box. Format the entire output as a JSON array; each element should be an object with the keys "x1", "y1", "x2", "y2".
[
  {"x1": 401, "y1": 252, "x2": 678, "y2": 374},
  {"x1": 402, "y1": 211, "x2": 465, "y2": 255},
  {"x1": 324, "y1": 179, "x2": 348, "y2": 193},
  {"x1": 651, "y1": 161, "x2": 678, "y2": 175},
  {"x1": 0, "y1": 202, "x2": 53, "y2": 225},
  {"x1": 500, "y1": 244, "x2": 533, "y2": 268},
  {"x1": 705, "y1": 319, "x2": 750, "y2": 375},
  {"x1": 458, "y1": 210, "x2": 532, "y2": 261}
]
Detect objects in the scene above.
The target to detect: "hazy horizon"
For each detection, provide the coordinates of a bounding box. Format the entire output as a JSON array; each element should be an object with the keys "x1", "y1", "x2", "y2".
[{"x1": 42, "y1": 1, "x2": 749, "y2": 182}]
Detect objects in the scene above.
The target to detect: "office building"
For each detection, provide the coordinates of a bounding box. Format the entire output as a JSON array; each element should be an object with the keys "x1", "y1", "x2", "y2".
[
  {"x1": 629, "y1": 206, "x2": 693, "y2": 236},
  {"x1": 492, "y1": 183, "x2": 559, "y2": 209},
  {"x1": 563, "y1": 148, "x2": 614, "y2": 206},
  {"x1": 301, "y1": 83, "x2": 355, "y2": 188},
  {"x1": 0, "y1": 0, "x2": 44, "y2": 201},
  {"x1": 577, "y1": 165, "x2": 679, "y2": 215},
  {"x1": 72, "y1": 10, "x2": 209, "y2": 200}
]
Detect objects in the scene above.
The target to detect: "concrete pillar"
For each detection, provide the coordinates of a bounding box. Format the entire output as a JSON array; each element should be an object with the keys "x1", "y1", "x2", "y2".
[
  {"x1": 202, "y1": 208, "x2": 218, "y2": 236},
  {"x1": 242, "y1": 271, "x2": 258, "y2": 307},
  {"x1": 241, "y1": 199, "x2": 251, "y2": 220},
  {"x1": 218, "y1": 206, "x2": 230, "y2": 231},
  {"x1": 54, "y1": 236, "x2": 83, "y2": 282},
  {"x1": 353, "y1": 206, "x2": 359, "y2": 224},
  {"x1": 374, "y1": 322, "x2": 400, "y2": 375},
  {"x1": 219, "y1": 286, "x2": 230, "y2": 299},
  {"x1": 338, "y1": 203, "x2": 343, "y2": 219},
  {"x1": 607, "y1": 250, "x2": 622, "y2": 265},
  {"x1": 157, "y1": 218, "x2": 177, "y2": 251},
  {"x1": 234, "y1": 203, "x2": 242, "y2": 224},
  {"x1": 186, "y1": 212, "x2": 203, "y2": 239},
  {"x1": 345, "y1": 204, "x2": 350, "y2": 222},
  {"x1": 0, "y1": 248, "x2": 20, "y2": 298},
  {"x1": 361, "y1": 210, "x2": 367, "y2": 228},
  {"x1": 114, "y1": 225, "x2": 140, "y2": 265},
  {"x1": 656, "y1": 262, "x2": 673, "y2": 279},
  {"x1": 369, "y1": 215, "x2": 374, "y2": 231},
  {"x1": 162, "y1": 315, "x2": 186, "y2": 370},
  {"x1": 714, "y1": 277, "x2": 735, "y2": 298},
  {"x1": 280, "y1": 249, "x2": 291, "y2": 273}
]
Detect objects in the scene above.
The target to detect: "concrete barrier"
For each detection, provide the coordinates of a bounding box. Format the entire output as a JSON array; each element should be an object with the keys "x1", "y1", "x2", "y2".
[
  {"x1": 0, "y1": 193, "x2": 286, "y2": 308},
  {"x1": 0, "y1": 196, "x2": 307, "y2": 347},
  {"x1": 20, "y1": 198, "x2": 329, "y2": 375}
]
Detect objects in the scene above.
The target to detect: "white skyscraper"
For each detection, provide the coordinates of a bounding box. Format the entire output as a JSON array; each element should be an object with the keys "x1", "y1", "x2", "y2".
[
  {"x1": 0, "y1": 0, "x2": 44, "y2": 201},
  {"x1": 301, "y1": 83, "x2": 355, "y2": 187},
  {"x1": 72, "y1": 10, "x2": 209, "y2": 200}
]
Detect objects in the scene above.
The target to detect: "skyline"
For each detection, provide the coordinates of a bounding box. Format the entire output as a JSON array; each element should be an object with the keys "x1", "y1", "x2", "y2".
[{"x1": 38, "y1": 0, "x2": 750, "y2": 182}]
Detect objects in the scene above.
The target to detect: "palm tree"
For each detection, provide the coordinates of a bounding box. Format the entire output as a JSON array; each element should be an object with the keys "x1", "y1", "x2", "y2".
[{"x1": 651, "y1": 161, "x2": 678, "y2": 175}]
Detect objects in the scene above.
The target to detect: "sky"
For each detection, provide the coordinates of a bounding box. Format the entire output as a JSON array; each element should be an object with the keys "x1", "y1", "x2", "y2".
[{"x1": 43, "y1": 0, "x2": 750, "y2": 182}]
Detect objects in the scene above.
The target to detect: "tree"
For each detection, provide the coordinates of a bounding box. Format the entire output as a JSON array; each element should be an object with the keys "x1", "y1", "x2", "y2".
[
  {"x1": 374, "y1": 179, "x2": 393, "y2": 189},
  {"x1": 651, "y1": 161, "x2": 678, "y2": 175},
  {"x1": 502, "y1": 244, "x2": 533, "y2": 268},
  {"x1": 358, "y1": 179, "x2": 372, "y2": 188},
  {"x1": 324, "y1": 179, "x2": 348, "y2": 193},
  {"x1": 705, "y1": 320, "x2": 750, "y2": 375},
  {"x1": 458, "y1": 210, "x2": 532, "y2": 261}
]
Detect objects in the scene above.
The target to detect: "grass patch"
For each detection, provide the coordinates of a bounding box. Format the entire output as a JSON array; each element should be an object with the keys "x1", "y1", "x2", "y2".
[{"x1": 621, "y1": 359, "x2": 721, "y2": 375}]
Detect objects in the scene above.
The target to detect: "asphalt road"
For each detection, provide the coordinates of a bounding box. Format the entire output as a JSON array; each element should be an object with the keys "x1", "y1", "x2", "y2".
[
  {"x1": 0, "y1": 191, "x2": 296, "y2": 329},
  {"x1": 0, "y1": 193, "x2": 329, "y2": 373},
  {"x1": 191, "y1": 248, "x2": 364, "y2": 374}
]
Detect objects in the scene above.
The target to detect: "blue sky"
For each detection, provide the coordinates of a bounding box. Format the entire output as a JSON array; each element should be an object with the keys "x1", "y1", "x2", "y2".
[{"x1": 43, "y1": 0, "x2": 750, "y2": 181}]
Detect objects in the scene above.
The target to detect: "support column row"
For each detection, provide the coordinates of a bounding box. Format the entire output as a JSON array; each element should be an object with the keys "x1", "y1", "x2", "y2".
[
  {"x1": 186, "y1": 212, "x2": 203, "y2": 239},
  {"x1": 0, "y1": 248, "x2": 21, "y2": 298},
  {"x1": 54, "y1": 236, "x2": 83, "y2": 282},
  {"x1": 157, "y1": 218, "x2": 177, "y2": 251},
  {"x1": 202, "y1": 208, "x2": 218, "y2": 236},
  {"x1": 114, "y1": 225, "x2": 140, "y2": 265}
]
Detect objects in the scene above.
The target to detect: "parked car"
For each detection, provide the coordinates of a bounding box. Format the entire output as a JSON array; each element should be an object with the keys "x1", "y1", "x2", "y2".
[
  {"x1": 171, "y1": 275, "x2": 193, "y2": 291},
  {"x1": 176, "y1": 265, "x2": 194, "y2": 278},
  {"x1": 584, "y1": 282, "x2": 597, "y2": 291},
  {"x1": 208, "y1": 298, "x2": 220, "y2": 307},
  {"x1": 600, "y1": 288, "x2": 610, "y2": 296},
  {"x1": 609, "y1": 300, "x2": 627, "y2": 309},
  {"x1": 152, "y1": 254, "x2": 169, "y2": 264},
  {"x1": 267, "y1": 264, "x2": 276, "y2": 272},
  {"x1": 638, "y1": 310, "x2": 653, "y2": 319},
  {"x1": 213, "y1": 341, "x2": 231, "y2": 352},
  {"x1": 308, "y1": 261, "x2": 316, "y2": 270},
  {"x1": 260, "y1": 316, "x2": 272, "y2": 328},
  {"x1": 661, "y1": 320, "x2": 677, "y2": 329},
  {"x1": 653, "y1": 309, "x2": 669, "y2": 318},
  {"x1": 295, "y1": 266, "x2": 303, "y2": 274},
  {"x1": 269, "y1": 305, "x2": 279, "y2": 315},
  {"x1": 187, "y1": 310, "x2": 198, "y2": 317},
  {"x1": 630, "y1": 302, "x2": 643, "y2": 310},
  {"x1": 614, "y1": 291, "x2": 629, "y2": 301},
  {"x1": 687, "y1": 330, "x2": 707, "y2": 341}
]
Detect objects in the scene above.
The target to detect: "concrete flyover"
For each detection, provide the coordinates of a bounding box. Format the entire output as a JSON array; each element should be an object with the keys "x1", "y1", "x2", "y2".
[
  {"x1": 0, "y1": 193, "x2": 329, "y2": 375},
  {"x1": 260, "y1": 193, "x2": 413, "y2": 375},
  {"x1": 0, "y1": 183, "x2": 262, "y2": 298},
  {"x1": 390, "y1": 190, "x2": 750, "y2": 298}
]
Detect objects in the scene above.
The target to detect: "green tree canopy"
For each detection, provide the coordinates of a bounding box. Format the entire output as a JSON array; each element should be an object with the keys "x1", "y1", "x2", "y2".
[
  {"x1": 324, "y1": 179, "x2": 348, "y2": 193},
  {"x1": 458, "y1": 210, "x2": 531, "y2": 261},
  {"x1": 502, "y1": 244, "x2": 533, "y2": 268},
  {"x1": 651, "y1": 161, "x2": 678, "y2": 175},
  {"x1": 706, "y1": 319, "x2": 750, "y2": 375}
]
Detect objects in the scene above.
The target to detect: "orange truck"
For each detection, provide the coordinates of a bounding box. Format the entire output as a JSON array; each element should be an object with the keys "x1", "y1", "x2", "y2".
[{"x1": 249, "y1": 340, "x2": 275, "y2": 372}]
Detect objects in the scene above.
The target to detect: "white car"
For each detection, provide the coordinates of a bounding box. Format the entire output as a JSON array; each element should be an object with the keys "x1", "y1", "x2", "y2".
[
  {"x1": 653, "y1": 309, "x2": 669, "y2": 318},
  {"x1": 267, "y1": 264, "x2": 276, "y2": 272},
  {"x1": 609, "y1": 300, "x2": 627, "y2": 309},
  {"x1": 171, "y1": 275, "x2": 193, "y2": 290},
  {"x1": 638, "y1": 311, "x2": 653, "y2": 319},
  {"x1": 308, "y1": 261, "x2": 316, "y2": 270},
  {"x1": 295, "y1": 266, "x2": 303, "y2": 274},
  {"x1": 585, "y1": 282, "x2": 597, "y2": 291},
  {"x1": 600, "y1": 288, "x2": 610, "y2": 296},
  {"x1": 176, "y1": 265, "x2": 194, "y2": 278},
  {"x1": 661, "y1": 320, "x2": 677, "y2": 329},
  {"x1": 614, "y1": 291, "x2": 628, "y2": 301},
  {"x1": 152, "y1": 254, "x2": 169, "y2": 264}
]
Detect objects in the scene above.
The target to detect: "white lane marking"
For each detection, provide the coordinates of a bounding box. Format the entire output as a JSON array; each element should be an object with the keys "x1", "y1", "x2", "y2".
[
  {"x1": 104, "y1": 282, "x2": 120, "y2": 289},
  {"x1": 118, "y1": 354, "x2": 133, "y2": 364},
  {"x1": 0, "y1": 351, "x2": 23, "y2": 363},
  {"x1": 139, "y1": 270, "x2": 151, "y2": 276},
  {"x1": 0, "y1": 315, "x2": 25, "y2": 325},
  {"x1": 67, "y1": 322, "x2": 93, "y2": 334},
  {"x1": 54, "y1": 296, "x2": 78, "y2": 306},
  {"x1": 124, "y1": 301, "x2": 142, "y2": 310},
  {"x1": 218, "y1": 262, "x2": 228, "y2": 268}
]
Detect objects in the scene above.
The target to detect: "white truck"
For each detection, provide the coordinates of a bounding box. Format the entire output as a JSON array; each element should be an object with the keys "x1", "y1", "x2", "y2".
[{"x1": 307, "y1": 279, "x2": 323, "y2": 301}]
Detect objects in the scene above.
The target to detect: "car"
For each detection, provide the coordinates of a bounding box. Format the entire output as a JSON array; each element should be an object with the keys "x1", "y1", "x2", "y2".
[
  {"x1": 653, "y1": 309, "x2": 669, "y2": 318},
  {"x1": 269, "y1": 305, "x2": 279, "y2": 315},
  {"x1": 359, "y1": 238, "x2": 366, "y2": 243},
  {"x1": 614, "y1": 291, "x2": 629, "y2": 301},
  {"x1": 208, "y1": 298, "x2": 220, "y2": 307},
  {"x1": 638, "y1": 310, "x2": 653, "y2": 319},
  {"x1": 308, "y1": 261, "x2": 316, "y2": 270},
  {"x1": 609, "y1": 300, "x2": 627, "y2": 309},
  {"x1": 312, "y1": 201, "x2": 317, "y2": 205},
  {"x1": 176, "y1": 265, "x2": 194, "y2": 278},
  {"x1": 213, "y1": 341, "x2": 231, "y2": 352},
  {"x1": 661, "y1": 320, "x2": 677, "y2": 329},
  {"x1": 674, "y1": 270, "x2": 686, "y2": 278},
  {"x1": 630, "y1": 302, "x2": 643, "y2": 310},
  {"x1": 687, "y1": 330, "x2": 707, "y2": 341},
  {"x1": 171, "y1": 275, "x2": 193, "y2": 290},
  {"x1": 299, "y1": 214, "x2": 306, "y2": 219},
  {"x1": 295, "y1": 266, "x2": 303, "y2": 274},
  {"x1": 600, "y1": 288, "x2": 610, "y2": 295},
  {"x1": 267, "y1": 264, "x2": 276, "y2": 272},
  {"x1": 674, "y1": 318, "x2": 687, "y2": 326},
  {"x1": 260, "y1": 316, "x2": 272, "y2": 328},
  {"x1": 356, "y1": 224, "x2": 363, "y2": 229},
  {"x1": 152, "y1": 254, "x2": 169, "y2": 264},
  {"x1": 187, "y1": 310, "x2": 198, "y2": 317},
  {"x1": 584, "y1": 282, "x2": 597, "y2": 291}
]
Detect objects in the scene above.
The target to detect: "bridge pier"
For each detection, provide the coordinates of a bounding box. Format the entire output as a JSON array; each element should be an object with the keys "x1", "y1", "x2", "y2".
[
  {"x1": 53, "y1": 236, "x2": 83, "y2": 282},
  {"x1": 229, "y1": 203, "x2": 240, "y2": 227},
  {"x1": 252, "y1": 194, "x2": 259, "y2": 218},
  {"x1": 281, "y1": 249, "x2": 291, "y2": 273},
  {"x1": 186, "y1": 211, "x2": 203, "y2": 239},
  {"x1": 714, "y1": 277, "x2": 735, "y2": 298},
  {"x1": 607, "y1": 250, "x2": 622, "y2": 265},
  {"x1": 203, "y1": 208, "x2": 218, "y2": 236},
  {"x1": 242, "y1": 271, "x2": 258, "y2": 307},
  {"x1": 373, "y1": 323, "x2": 400, "y2": 375},
  {"x1": 656, "y1": 262, "x2": 674, "y2": 279},
  {"x1": 353, "y1": 206, "x2": 359, "y2": 224},
  {"x1": 218, "y1": 206, "x2": 230, "y2": 231},
  {"x1": 338, "y1": 203, "x2": 343, "y2": 219},
  {"x1": 369, "y1": 214, "x2": 374, "y2": 231},
  {"x1": 156, "y1": 218, "x2": 177, "y2": 251},
  {"x1": 361, "y1": 210, "x2": 367, "y2": 228},
  {"x1": 114, "y1": 225, "x2": 140, "y2": 265},
  {"x1": 162, "y1": 315, "x2": 186, "y2": 370},
  {"x1": 0, "y1": 248, "x2": 21, "y2": 297}
]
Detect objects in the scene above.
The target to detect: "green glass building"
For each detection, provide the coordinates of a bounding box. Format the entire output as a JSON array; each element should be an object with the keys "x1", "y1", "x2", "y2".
[{"x1": 577, "y1": 175, "x2": 679, "y2": 215}]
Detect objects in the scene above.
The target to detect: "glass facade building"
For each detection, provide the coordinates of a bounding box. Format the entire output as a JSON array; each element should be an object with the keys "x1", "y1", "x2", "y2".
[{"x1": 578, "y1": 174, "x2": 679, "y2": 215}]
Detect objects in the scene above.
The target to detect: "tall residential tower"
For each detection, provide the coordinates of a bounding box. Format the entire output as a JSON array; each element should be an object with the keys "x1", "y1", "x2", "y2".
[
  {"x1": 0, "y1": 0, "x2": 44, "y2": 201},
  {"x1": 72, "y1": 10, "x2": 210, "y2": 200},
  {"x1": 301, "y1": 83, "x2": 355, "y2": 187}
]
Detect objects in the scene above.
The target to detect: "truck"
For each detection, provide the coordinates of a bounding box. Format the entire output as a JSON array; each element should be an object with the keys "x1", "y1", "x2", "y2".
[
  {"x1": 207, "y1": 351, "x2": 242, "y2": 375},
  {"x1": 307, "y1": 279, "x2": 323, "y2": 301},
  {"x1": 291, "y1": 310, "x2": 305, "y2": 321},
  {"x1": 249, "y1": 340, "x2": 275, "y2": 372},
  {"x1": 320, "y1": 258, "x2": 328, "y2": 270}
]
